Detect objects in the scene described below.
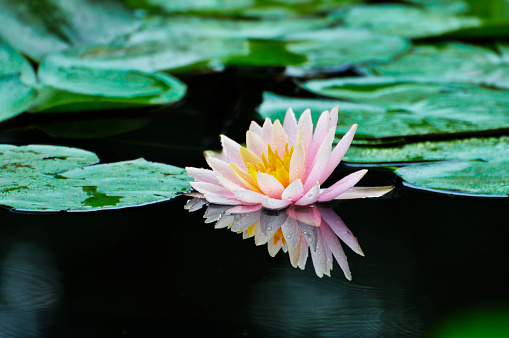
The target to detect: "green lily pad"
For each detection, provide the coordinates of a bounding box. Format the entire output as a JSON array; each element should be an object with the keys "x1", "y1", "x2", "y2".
[
  {"x1": 395, "y1": 160, "x2": 509, "y2": 197},
  {"x1": 0, "y1": 40, "x2": 37, "y2": 122},
  {"x1": 343, "y1": 136, "x2": 509, "y2": 164},
  {"x1": 29, "y1": 53, "x2": 186, "y2": 112},
  {"x1": 0, "y1": 0, "x2": 140, "y2": 61},
  {"x1": 284, "y1": 28, "x2": 410, "y2": 76},
  {"x1": 364, "y1": 42, "x2": 509, "y2": 89},
  {"x1": 259, "y1": 89, "x2": 509, "y2": 142},
  {"x1": 338, "y1": 4, "x2": 482, "y2": 38},
  {"x1": 0, "y1": 145, "x2": 192, "y2": 211}
]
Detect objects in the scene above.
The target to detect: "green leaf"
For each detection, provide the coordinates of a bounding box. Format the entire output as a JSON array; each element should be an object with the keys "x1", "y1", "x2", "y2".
[
  {"x1": 284, "y1": 28, "x2": 410, "y2": 77},
  {"x1": 297, "y1": 79, "x2": 509, "y2": 139},
  {"x1": 29, "y1": 53, "x2": 186, "y2": 112},
  {"x1": 125, "y1": 0, "x2": 361, "y2": 17},
  {"x1": 0, "y1": 40, "x2": 37, "y2": 122},
  {"x1": 0, "y1": 145, "x2": 192, "y2": 211},
  {"x1": 259, "y1": 88, "x2": 509, "y2": 143},
  {"x1": 0, "y1": 0, "x2": 140, "y2": 61},
  {"x1": 343, "y1": 136, "x2": 509, "y2": 164},
  {"x1": 395, "y1": 160, "x2": 509, "y2": 196},
  {"x1": 338, "y1": 4, "x2": 483, "y2": 38},
  {"x1": 364, "y1": 42, "x2": 509, "y2": 89}
]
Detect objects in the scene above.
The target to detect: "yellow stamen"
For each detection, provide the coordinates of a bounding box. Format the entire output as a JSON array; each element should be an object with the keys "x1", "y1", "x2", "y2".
[
  {"x1": 273, "y1": 228, "x2": 287, "y2": 246},
  {"x1": 235, "y1": 142, "x2": 295, "y2": 190}
]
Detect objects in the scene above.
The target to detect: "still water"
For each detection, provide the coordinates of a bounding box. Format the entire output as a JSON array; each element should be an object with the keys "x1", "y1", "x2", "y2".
[{"x1": 1, "y1": 72, "x2": 508, "y2": 337}]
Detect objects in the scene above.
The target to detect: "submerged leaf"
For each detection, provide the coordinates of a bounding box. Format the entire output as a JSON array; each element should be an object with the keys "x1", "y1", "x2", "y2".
[{"x1": 0, "y1": 145, "x2": 191, "y2": 211}]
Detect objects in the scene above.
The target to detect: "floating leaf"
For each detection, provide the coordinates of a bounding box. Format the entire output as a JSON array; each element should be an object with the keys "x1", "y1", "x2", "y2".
[
  {"x1": 0, "y1": 0, "x2": 140, "y2": 61},
  {"x1": 297, "y1": 80, "x2": 509, "y2": 139},
  {"x1": 364, "y1": 42, "x2": 509, "y2": 89},
  {"x1": 395, "y1": 160, "x2": 509, "y2": 197},
  {"x1": 259, "y1": 89, "x2": 509, "y2": 143},
  {"x1": 0, "y1": 40, "x2": 36, "y2": 122},
  {"x1": 343, "y1": 136, "x2": 509, "y2": 164},
  {"x1": 284, "y1": 28, "x2": 410, "y2": 77},
  {"x1": 402, "y1": 0, "x2": 468, "y2": 13},
  {"x1": 0, "y1": 145, "x2": 191, "y2": 211},
  {"x1": 338, "y1": 4, "x2": 482, "y2": 38},
  {"x1": 29, "y1": 53, "x2": 186, "y2": 112}
]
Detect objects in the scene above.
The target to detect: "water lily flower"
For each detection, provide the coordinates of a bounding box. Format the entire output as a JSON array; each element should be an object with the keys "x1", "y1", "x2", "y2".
[
  {"x1": 184, "y1": 198, "x2": 364, "y2": 279},
  {"x1": 186, "y1": 107, "x2": 393, "y2": 210}
]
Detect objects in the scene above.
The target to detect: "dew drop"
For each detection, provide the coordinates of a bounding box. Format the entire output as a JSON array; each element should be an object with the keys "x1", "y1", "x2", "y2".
[{"x1": 267, "y1": 226, "x2": 272, "y2": 231}]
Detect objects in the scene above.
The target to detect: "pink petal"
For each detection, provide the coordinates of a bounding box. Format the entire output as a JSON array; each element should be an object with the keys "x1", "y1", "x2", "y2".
[
  {"x1": 235, "y1": 189, "x2": 266, "y2": 204},
  {"x1": 184, "y1": 197, "x2": 207, "y2": 212},
  {"x1": 319, "y1": 124, "x2": 358, "y2": 185},
  {"x1": 249, "y1": 121, "x2": 263, "y2": 136},
  {"x1": 287, "y1": 238, "x2": 302, "y2": 268},
  {"x1": 257, "y1": 172, "x2": 285, "y2": 199},
  {"x1": 261, "y1": 118, "x2": 273, "y2": 144},
  {"x1": 286, "y1": 205, "x2": 321, "y2": 227},
  {"x1": 297, "y1": 108, "x2": 313, "y2": 153},
  {"x1": 203, "y1": 193, "x2": 242, "y2": 205},
  {"x1": 183, "y1": 192, "x2": 204, "y2": 198},
  {"x1": 246, "y1": 131, "x2": 266, "y2": 158},
  {"x1": 303, "y1": 129, "x2": 335, "y2": 193},
  {"x1": 190, "y1": 181, "x2": 234, "y2": 196},
  {"x1": 185, "y1": 167, "x2": 218, "y2": 184},
  {"x1": 216, "y1": 176, "x2": 244, "y2": 194},
  {"x1": 328, "y1": 106, "x2": 339, "y2": 132},
  {"x1": 283, "y1": 107, "x2": 298, "y2": 146},
  {"x1": 320, "y1": 222, "x2": 352, "y2": 280},
  {"x1": 334, "y1": 186, "x2": 394, "y2": 199},
  {"x1": 289, "y1": 141, "x2": 306, "y2": 182},
  {"x1": 271, "y1": 119, "x2": 288, "y2": 155},
  {"x1": 297, "y1": 235, "x2": 309, "y2": 269},
  {"x1": 268, "y1": 236, "x2": 283, "y2": 257},
  {"x1": 310, "y1": 230, "x2": 329, "y2": 277},
  {"x1": 281, "y1": 217, "x2": 301, "y2": 249},
  {"x1": 281, "y1": 179, "x2": 304, "y2": 202},
  {"x1": 260, "y1": 210, "x2": 287, "y2": 238},
  {"x1": 215, "y1": 214, "x2": 234, "y2": 229},
  {"x1": 317, "y1": 169, "x2": 368, "y2": 202},
  {"x1": 220, "y1": 135, "x2": 244, "y2": 168},
  {"x1": 318, "y1": 206, "x2": 364, "y2": 256},
  {"x1": 309, "y1": 110, "x2": 330, "y2": 164},
  {"x1": 261, "y1": 196, "x2": 291, "y2": 210},
  {"x1": 204, "y1": 155, "x2": 241, "y2": 185},
  {"x1": 295, "y1": 182, "x2": 321, "y2": 206},
  {"x1": 231, "y1": 210, "x2": 261, "y2": 232},
  {"x1": 226, "y1": 204, "x2": 262, "y2": 214}
]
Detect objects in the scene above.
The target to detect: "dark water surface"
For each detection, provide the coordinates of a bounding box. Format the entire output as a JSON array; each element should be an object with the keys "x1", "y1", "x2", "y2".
[{"x1": 1, "y1": 71, "x2": 508, "y2": 337}]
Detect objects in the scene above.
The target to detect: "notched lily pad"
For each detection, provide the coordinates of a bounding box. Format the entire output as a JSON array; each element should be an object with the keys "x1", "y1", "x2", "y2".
[
  {"x1": 0, "y1": 145, "x2": 192, "y2": 211},
  {"x1": 395, "y1": 160, "x2": 509, "y2": 197}
]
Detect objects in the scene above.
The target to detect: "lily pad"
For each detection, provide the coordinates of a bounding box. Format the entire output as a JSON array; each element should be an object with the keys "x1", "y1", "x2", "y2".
[
  {"x1": 0, "y1": 0, "x2": 140, "y2": 61},
  {"x1": 364, "y1": 42, "x2": 509, "y2": 89},
  {"x1": 338, "y1": 4, "x2": 482, "y2": 38},
  {"x1": 258, "y1": 89, "x2": 509, "y2": 142},
  {"x1": 29, "y1": 53, "x2": 186, "y2": 112},
  {"x1": 284, "y1": 28, "x2": 410, "y2": 77},
  {"x1": 0, "y1": 145, "x2": 192, "y2": 211},
  {"x1": 395, "y1": 160, "x2": 509, "y2": 197},
  {"x1": 0, "y1": 40, "x2": 36, "y2": 122},
  {"x1": 343, "y1": 136, "x2": 509, "y2": 164}
]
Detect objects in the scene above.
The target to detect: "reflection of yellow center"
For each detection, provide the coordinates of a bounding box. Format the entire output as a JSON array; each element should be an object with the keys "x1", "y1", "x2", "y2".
[{"x1": 232, "y1": 142, "x2": 294, "y2": 192}]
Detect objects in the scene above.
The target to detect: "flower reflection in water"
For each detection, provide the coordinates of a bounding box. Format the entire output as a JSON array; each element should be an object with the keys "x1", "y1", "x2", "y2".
[{"x1": 185, "y1": 198, "x2": 364, "y2": 280}]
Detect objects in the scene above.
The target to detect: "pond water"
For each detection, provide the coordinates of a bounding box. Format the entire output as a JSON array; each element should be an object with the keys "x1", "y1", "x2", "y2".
[{"x1": 1, "y1": 71, "x2": 508, "y2": 337}]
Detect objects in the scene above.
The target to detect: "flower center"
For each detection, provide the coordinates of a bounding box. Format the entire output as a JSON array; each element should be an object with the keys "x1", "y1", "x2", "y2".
[{"x1": 234, "y1": 142, "x2": 294, "y2": 192}]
